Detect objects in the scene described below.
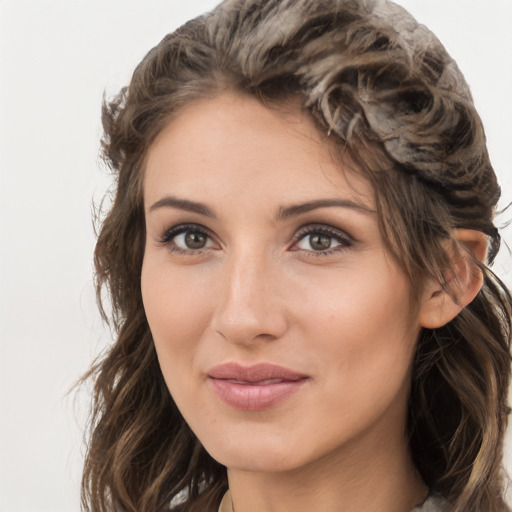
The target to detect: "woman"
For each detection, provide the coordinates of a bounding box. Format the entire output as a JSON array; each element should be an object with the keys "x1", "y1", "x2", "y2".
[{"x1": 82, "y1": 0, "x2": 512, "y2": 511}]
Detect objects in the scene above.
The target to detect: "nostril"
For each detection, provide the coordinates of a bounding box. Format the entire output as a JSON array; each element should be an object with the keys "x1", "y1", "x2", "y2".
[
  {"x1": 210, "y1": 263, "x2": 289, "y2": 344},
  {"x1": 211, "y1": 307, "x2": 288, "y2": 346}
]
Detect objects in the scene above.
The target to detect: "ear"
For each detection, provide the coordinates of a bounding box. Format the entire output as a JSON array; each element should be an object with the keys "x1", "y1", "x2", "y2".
[{"x1": 418, "y1": 229, "x2": 487, "y2": 329}]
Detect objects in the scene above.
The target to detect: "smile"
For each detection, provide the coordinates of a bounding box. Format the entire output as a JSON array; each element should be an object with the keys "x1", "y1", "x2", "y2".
[{"x1": 208, "y1": 363, "x2": 309, "y2": 411}]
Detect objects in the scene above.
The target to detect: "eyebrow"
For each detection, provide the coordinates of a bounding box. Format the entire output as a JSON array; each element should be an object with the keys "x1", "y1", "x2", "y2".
[
  {"x1": 275, "y1": 198, "x2": 375, "y2": 221},
  {"x1": 149, "y1": 196, "x2": 217, "y2": 217},
  {"x1": 148, "y1": 195, "x2": 374, "y2": 220}
]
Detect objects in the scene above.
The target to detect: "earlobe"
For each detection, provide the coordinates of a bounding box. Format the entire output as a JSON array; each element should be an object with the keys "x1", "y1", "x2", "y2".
[{"x1": 418, "y1": 229, "x2": 487, "y2": 329}]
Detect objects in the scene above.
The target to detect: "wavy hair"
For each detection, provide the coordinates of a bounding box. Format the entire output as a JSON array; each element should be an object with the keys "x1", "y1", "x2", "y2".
[{"x1": 82, "y1": 0, "x2": 512, "y2": 511}]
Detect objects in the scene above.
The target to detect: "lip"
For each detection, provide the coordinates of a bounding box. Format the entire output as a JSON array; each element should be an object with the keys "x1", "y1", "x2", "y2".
[{"x1": 208, "y1": 363, "x2": 309, "y2": 411}]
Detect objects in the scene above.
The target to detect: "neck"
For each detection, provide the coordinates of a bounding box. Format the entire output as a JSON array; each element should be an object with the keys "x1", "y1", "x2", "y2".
[{"x1": 226, "y1": 411, "x2": 427, "y2": 512}]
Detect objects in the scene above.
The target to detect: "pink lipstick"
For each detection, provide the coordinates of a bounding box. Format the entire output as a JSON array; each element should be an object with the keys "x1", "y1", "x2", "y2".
[{"x1": 208, "y1": 363, "x2": 309, "y2": 411}]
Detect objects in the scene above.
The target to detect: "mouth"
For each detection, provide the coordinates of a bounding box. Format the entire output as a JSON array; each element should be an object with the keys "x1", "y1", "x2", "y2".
[
  {"x1": 222, "y1": 378, "x2": 288, "y2": 385},
  {"x1": 208, "y1": 363, "x2": 309, "y2": 411}
]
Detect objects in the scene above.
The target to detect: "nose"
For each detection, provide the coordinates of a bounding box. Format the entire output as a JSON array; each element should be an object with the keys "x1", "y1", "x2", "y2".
[{"x1": 210, "y1": 247, "x2": 289, "y2": 347}]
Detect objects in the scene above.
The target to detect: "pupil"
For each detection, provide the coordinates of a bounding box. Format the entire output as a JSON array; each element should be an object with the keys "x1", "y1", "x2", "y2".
[
  {"x1": 310, "y1": 234, "x2": 331, "y2": 250},
  {"x1": 185, "y1": 231, "x2": 206, "y2": 249}
]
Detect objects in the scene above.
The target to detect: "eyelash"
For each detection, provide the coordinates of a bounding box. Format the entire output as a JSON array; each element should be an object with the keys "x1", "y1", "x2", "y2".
[
  {"x1": 158, "y1": 223, "x2": 354, "y2": 256},
  {"x1": 292, "y1": 224, "x2": 354, "y2": 257},
  {"x1": 159, "y1": 224, "x2": 215, "y2": 255}
]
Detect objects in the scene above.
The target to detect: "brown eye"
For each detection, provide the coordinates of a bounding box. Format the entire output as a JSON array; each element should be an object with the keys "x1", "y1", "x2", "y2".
[
  {"x1": 161, "y1": 225, "x2": 216, "y2": 252},
  {"x1": 184, "y1": 231, "x2": 208, "y2": 249},
  {"x1": 297, "y1": 232, "x2": 340, "y2": 252},
  {"x1": 294, "y1": 226, "x2": 353, "y2": 254},
  {"x1": 309, "y1": 233, "x2": 333, "y2": 251}
]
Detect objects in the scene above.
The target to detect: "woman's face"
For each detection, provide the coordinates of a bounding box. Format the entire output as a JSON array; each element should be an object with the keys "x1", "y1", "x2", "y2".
[{"x1": 142, "y1": 92, "x2": 422, "y2": 473}]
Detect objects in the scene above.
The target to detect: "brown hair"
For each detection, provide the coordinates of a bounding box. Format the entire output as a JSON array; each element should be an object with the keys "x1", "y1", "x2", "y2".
[{"x1": 82, "y1": 0, "x2": 512, "y2": 511}]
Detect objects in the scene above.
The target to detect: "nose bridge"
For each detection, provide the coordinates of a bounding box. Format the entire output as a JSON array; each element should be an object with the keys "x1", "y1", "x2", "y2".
[
  {"x1": 212, "y1": 243, "x2": 287, "y2": 344},
  {"x1": 229, "y1": 245, "x2": 263, "y2": 305}
]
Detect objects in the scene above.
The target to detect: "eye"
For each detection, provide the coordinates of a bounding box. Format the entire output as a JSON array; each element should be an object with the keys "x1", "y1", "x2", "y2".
[
  {"x1": 293, "y1": 225, "x2": 353, "y2": 254},
  {"x1": 174, "y1": 231, "x2": 212, "y2": 250},
  {"x1": 160, "y1": 224, "x2": 217, "y2": 253},
  {"x1": 297, "y1": 232, "x2": 340, "y2": 251}
]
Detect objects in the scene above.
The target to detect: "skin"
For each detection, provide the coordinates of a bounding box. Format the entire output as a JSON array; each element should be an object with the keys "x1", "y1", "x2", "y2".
[{"x1": 141, "y1": 92, "x2": 469, "y2": 512}]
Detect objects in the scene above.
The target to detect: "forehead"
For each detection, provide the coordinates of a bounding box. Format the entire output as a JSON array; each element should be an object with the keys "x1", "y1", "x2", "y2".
[{"x1": 144, "y1": 92, "x2": 374, "y2": 211}]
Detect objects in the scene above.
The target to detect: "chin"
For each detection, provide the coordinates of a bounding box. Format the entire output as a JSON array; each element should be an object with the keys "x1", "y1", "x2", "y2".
[
  {"x1": 200, "y1": 429, "x2": 314, "y2": 474},
  {"x1": 214, "y1": 450, "x2": 302, "y2": 473}
]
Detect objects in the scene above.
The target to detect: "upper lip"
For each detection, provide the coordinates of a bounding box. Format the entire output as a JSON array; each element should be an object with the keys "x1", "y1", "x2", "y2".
[{"x1": 208, "y1": 362, "x2": 308, "y2": 383}]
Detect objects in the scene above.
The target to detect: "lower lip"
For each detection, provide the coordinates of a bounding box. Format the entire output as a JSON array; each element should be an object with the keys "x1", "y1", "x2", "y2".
[{"x1": 209, "y1": 378, "x2": 307, "y2": 411}]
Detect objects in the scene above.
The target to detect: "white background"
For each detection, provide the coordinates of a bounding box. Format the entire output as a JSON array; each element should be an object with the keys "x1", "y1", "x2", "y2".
[{"x1": 0, "y1": 1, "x2": 511, "y2": 511}]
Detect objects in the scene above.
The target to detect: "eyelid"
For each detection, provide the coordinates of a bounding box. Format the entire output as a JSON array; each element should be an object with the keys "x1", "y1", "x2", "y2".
[
  {"x1": 159, "y1": 223, "x2": 219, "y2": 252},
  {"x1": 291, "y1": 224, "x2": 354, "y2": 253}
]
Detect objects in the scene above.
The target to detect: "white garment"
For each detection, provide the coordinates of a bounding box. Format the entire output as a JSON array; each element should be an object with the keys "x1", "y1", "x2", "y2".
[{"x1": 411, "y1": 493, "x2": 447, "y2": 511}]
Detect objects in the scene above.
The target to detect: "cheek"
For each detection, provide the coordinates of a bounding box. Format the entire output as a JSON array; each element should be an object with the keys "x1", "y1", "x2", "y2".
[
  {"x1": 295, "y1": 261, "x2": 416, "y2": 343},
  {"x1": 141, "y1": 257, "x2": 214, "y2": 364},
  {"x1": 294, "y1": 266, "x2": 418, "y2": 398}
]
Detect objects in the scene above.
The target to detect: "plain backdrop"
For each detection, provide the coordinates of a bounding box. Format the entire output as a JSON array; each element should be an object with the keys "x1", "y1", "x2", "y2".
[{"x1": 0, "y1": 1, "x2": 511, "y2": 511}]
